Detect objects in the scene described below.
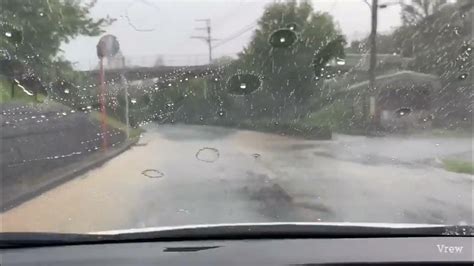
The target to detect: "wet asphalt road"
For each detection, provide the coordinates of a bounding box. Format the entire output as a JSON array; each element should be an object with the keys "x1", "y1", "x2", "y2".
[{"x1": 1, "y1": 124, "x2": 472, "y2": 233}]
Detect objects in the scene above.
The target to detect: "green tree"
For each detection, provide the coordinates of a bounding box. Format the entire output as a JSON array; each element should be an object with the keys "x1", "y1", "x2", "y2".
[
  {"x1": 234, "y1": 0, "x2": 344, "y2": 117},
  {"x1": 396, "y1": 0, "x2": 472, "y2": 127},
  {"x1": 380, "y1": 0, "x2": 450, "y2": 57},
  {"x1": 0, "y1": 0, "x2": 114, "y2": 81},
  {"x1": 400, "y1": 0, "x2": 447, "y2": 25}
]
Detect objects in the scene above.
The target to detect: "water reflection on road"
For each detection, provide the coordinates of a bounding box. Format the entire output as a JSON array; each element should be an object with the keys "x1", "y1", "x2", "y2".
[{"x1": 1, "y1": 124, "x2": 472, "y2": 233}]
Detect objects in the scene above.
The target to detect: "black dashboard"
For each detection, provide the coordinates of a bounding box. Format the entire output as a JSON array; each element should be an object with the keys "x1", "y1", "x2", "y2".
[{"x1": 1, "y1": 237, "x2": 472, "y2": 265}]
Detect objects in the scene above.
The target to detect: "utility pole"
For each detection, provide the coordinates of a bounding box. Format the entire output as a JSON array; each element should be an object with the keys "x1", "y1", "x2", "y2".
[
  {"x1": 367, "y1": 0, "x2": 379, "y2": 132},
  {"x1": 191, "y1": 19, "x2": 217, "y2": 64}
]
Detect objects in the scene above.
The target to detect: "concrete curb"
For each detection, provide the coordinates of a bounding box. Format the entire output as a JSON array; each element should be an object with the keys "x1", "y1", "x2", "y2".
[{"x1": 1, "y1": 138, "x2": 139, "y2": 212}]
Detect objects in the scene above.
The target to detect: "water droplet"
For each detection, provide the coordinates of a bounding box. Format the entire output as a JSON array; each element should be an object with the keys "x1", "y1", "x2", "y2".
[
  {"x1": 395, "y1": 107, "x2": 412, "y2": 117},
  {"x1": 196, "y1": 147, "x2": 220, "y2": 163},
  {"x1": 269, "y1": 28, "x2": 297, "y2": 48},
  {"x1": 336, "y1": 57, "x2": 345, "y2": 65},
  {"x1": 458, "y1": 73, "x2": 468, "y2": 80},
  {"x1": 178, "y1": 208, "x2": 190, "y2": 214},
  {"x1": 227, "y1": 73, "x2": 261, "y2": 95},
  {"x1": 453, "y1": 26, "x2": 461, "y2": 35},
  {"x1": 142, "y1": 169, "x2": 164, "y2": 178},
  {"x1": 286, "y1": 22, "x2": 298, "y2": 31}
]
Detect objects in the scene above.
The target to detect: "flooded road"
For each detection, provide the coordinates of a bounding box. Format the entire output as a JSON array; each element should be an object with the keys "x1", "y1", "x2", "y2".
[{"x1": 1, "y1": 124, "x2": 472, "y2": 233}]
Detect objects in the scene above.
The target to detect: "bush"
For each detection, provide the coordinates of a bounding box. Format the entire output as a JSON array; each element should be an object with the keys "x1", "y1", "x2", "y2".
[
  {"x1": 304, "y1": 99, "x2": 365, "y2": 134},
  {"x1": 200, "y1": 118, "x2": 332, "y2": 140}
]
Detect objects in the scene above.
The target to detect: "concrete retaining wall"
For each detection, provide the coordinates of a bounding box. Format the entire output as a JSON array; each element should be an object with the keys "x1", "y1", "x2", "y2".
[{"x1": 1, "y1": 102, "x2": 127, "y2": 211}]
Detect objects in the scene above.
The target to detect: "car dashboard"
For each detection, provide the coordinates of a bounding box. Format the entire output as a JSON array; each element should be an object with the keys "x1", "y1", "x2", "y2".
[{"x1": 1, "y1": 236, "x2": 472, "y2": 265}]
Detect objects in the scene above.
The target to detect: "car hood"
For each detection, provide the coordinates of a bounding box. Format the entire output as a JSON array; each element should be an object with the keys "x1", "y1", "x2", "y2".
[{"x1": 90, "y1": 222, "x2": 446, "y2": 235}]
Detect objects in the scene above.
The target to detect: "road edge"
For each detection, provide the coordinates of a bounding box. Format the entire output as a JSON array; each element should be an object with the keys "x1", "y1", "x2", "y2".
[{"x1": 1, "y1": 137, "x2": 139, "y2": 212}]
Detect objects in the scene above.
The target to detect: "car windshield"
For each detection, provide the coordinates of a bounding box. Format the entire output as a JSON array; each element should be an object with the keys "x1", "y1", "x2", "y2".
[{"x1": 0, "y1": 0, "x2": 472, "y2": 235}]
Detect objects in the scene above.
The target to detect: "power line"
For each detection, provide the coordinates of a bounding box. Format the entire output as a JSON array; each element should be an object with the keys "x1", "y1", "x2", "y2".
[
  {"x1": 190, "y1": 19, "x2": 218, "y2": 64},
  {"x1": 212, "y1": 20, "x2": 258, "y2": 49}
]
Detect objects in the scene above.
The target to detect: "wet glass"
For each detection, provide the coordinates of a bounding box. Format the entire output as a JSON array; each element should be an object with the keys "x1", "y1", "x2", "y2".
[{"x1": 0, "y1": 0, "x2": 472, "y2": 234}]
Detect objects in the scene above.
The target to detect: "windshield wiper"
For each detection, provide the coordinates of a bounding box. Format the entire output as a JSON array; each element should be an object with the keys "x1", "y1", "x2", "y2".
[{"x1": 1, "y1": 223, "x2": 472, "y2": 248}]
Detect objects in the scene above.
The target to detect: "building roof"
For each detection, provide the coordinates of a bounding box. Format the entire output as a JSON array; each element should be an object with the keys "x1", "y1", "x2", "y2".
[{"x1": 345, "y1": 71, "x2": 442, "y2": 93}]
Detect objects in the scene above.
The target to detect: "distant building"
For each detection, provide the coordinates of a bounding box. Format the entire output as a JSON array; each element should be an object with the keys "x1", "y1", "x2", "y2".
[
  {"x1": 322, "y1": 54, "x2": 444, "y2": 132},
  {"x1": 106, "y1": 51, "x2": 126, "y2": 70},
  {"x1": 342, "y1": 71, "x2": 442, "y2": 131}
]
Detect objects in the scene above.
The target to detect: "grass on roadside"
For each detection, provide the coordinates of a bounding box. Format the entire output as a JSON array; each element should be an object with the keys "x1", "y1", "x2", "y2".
[
  {"x1": 0, "y1": 78, "x2": 46, "y2": 103},
  {"x1": 430, "y1": 128, "x2": 473, "y2": 138},
  {"x1": 442, "y1": 159, "x2": 474, "y2": 175},
  {"x1": 90, "y1": 111, "x2": 144, "y2": 139}
]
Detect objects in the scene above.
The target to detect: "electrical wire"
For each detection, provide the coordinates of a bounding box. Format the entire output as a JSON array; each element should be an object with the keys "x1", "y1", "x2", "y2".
[{"x1": 212, "y1": 20, "x2": 258, "y2": 49}]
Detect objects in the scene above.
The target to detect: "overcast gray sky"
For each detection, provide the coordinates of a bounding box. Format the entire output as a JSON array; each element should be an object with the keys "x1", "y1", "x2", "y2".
[{"x1": 62, "y1": 0, "x2": 402, "y2": 70}]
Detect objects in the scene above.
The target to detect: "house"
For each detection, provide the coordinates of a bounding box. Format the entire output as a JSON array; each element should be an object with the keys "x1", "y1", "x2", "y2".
[{"x1": 343, "y1": 71, "x2": 442, "y2": 131}]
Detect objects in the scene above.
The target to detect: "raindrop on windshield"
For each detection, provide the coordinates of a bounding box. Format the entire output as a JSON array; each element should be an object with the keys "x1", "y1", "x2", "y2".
[
  {"x1": 458, "y1": 73, "x2": 468, "y2": 80},
  {"x1": 286, "y1": 22, "x2": 299, "y2": 31},
  {"x1": 336, "y1": 57, "x2": 346, "y2": 65},
  {"x1": 196, "y1": 147, "x2": 220, "y2": 163},
  {"x1": 395, "y1": 107, "x2": 412, "y2": 117},
  {"x1": 453, "y1": 26, "x2": 461, "y2": 35},
  {"x1": 269, "y1": 28, "x2": 297, "y2": 48},
  {"x1": 227, "y1": 73, "x2": 261, "y2": 95},
  {"x1": 217, "y1": 109, "x2": 226, "y2": 117},
  {"x1": 142, "y1": 169, "x2": 164, "y2": 178}
]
